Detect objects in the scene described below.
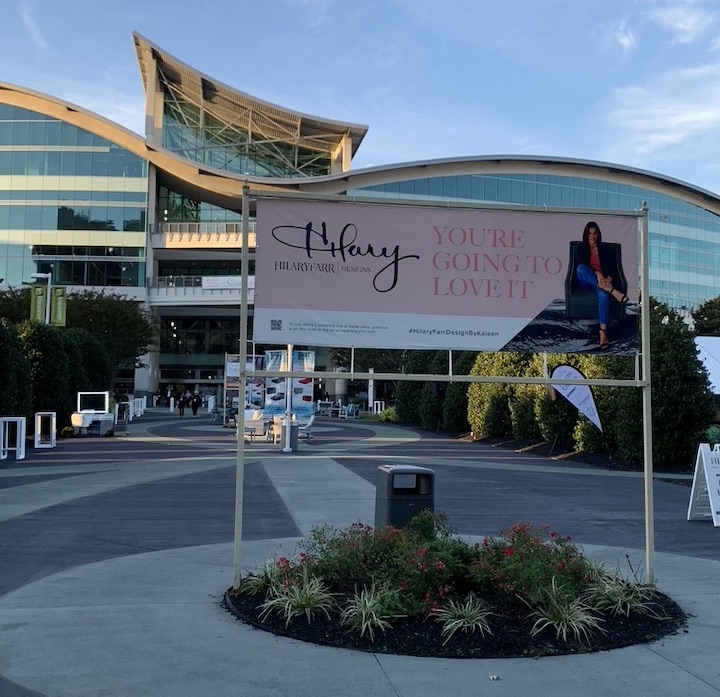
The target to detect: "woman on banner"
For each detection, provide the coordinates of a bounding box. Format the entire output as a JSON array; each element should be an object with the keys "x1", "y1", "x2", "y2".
[{"x1": 574, "y1": 221, "x2": 628, "y2": 349}]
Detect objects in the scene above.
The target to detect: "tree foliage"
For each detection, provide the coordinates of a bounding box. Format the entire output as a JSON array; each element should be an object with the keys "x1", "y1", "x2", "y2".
[
  {"x1": 0, "y1": 287, "x2": 155, "y2": 387},
  {"x1": 467, "y1": 352, "x2": 530, "y2": 439},
  {"x1": 645, "y1": 298, "x2": 715, "y2": 467},
  {"x1": 0, "y1": 286, "x2": 30, "y2": 324},
  {"x1": 64, "y1": 290, "x2": 155, "y2": 381},
  {"x1": 0, "y1": 319, "x2": 32, "y2": 417},
  {"x1": 16, "y1": 321, "x2": 73, "y2": 425},
  {"x1": 394, "y1": 350, "x2": 435, "y2": 425},
  {"x1": 692, "y1": 296, "x2": 720, "y2": 336}
]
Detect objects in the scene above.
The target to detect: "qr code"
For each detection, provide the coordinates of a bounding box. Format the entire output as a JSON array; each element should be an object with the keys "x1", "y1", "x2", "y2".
[{"x1": 270, "y1": 319, "x2": 282, "y2": 331}]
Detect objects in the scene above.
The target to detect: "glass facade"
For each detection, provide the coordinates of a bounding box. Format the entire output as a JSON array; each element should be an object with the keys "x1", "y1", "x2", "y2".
[
  {"x1": 6, "y1": 39, "x2": 720, "y2": 401},
  {"x1": 162, "y1": 98, "x2": 332, "y2": 178},
  {"x1": 157, "y1": 185, "x2": 241, "y2": 224},
  {"x1": 160, "y1": 318, "x2": 243, "y2": 356},
  {"x1": 0, "y1": 104, "x2": 148, "y2": 288},
  {"x1": 351, "y1": 173, "x2": 720, "y2": 310}
]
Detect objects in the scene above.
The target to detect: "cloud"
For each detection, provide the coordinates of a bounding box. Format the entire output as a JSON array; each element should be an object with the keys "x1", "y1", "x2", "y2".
[
  {"x1": 18, "y1": 0, "x2": 47, "y2": 52},
  {"x1": 645, "y1": 0, "x2": 718, "y2": 44},
  {"x1": 613, "y1": 19, "x2": 637, "y2": 53},
  {"x1": 603, "y1": 62, "x2": 720, "y2": 167}
]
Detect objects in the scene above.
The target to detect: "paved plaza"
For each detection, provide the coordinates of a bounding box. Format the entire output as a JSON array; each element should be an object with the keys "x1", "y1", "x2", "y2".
[{"x1": 1, "y1": 409, "x2": 719, "y2": 696}]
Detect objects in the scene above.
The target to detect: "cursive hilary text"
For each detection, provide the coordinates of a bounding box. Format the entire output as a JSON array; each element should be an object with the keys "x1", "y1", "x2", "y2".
[{"x1": 271, "y1": 221, "x2": 419, "y2": 292}]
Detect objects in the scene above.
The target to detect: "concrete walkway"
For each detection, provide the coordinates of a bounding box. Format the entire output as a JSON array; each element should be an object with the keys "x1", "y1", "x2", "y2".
[{"x1": 1, "y1": 410, "x2": 718, "y2": 696}]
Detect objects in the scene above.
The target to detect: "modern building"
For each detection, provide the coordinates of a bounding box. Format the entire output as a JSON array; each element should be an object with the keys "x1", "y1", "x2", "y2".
[{"x1": 2, "y1": 32, "x2": 720, "y2": 398}]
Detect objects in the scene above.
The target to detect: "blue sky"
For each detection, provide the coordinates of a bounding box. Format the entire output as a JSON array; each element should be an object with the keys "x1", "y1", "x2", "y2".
[{"x1": 2, "y1": 0, "x2": 720, "y2": 193}]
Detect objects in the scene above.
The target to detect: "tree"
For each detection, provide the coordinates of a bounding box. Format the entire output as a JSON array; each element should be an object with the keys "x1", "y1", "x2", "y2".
[
  {"x1": 394, "y1": 350, "x2": 435, "y2": 425},
  {"x1": 65, "y1": 328, "x2": 112, "y2": 391},
  {"x1": 467, "y1": 352, "x2": 530, "y2": 439},
  {"x1": 0, "y1": 286, "x2": 30, "y2": 324},
  {"x1": 441, "y1": 351, "x2": 477, "y2": 434},
  {"x1": 692, "y1": 296, "x2": 720, "y2": 336},
  {"x1": 16, "y1": 321, "x2": 73, "y2": 426},
  {"x1": 63, "y1": 290, "x2": 155, "y2": 386},
  {"x1": 645, "y1": 299, "x2": 715, "y2": 468},
  {"x1": 0, "y1": 287, "x2": 154, "y2": 390},
  {"x1": 0, "y1": 319, "x2": 32, "y2": 417}
]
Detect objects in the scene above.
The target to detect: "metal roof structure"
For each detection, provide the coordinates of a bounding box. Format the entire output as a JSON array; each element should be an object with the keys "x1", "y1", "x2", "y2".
[{"x1": 132, "y1": 32, "x2": 368, "y2": 172}]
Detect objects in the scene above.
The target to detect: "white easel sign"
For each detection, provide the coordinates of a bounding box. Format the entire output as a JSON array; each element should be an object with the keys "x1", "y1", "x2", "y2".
[{"x1": 687, "y1": 443, "x2": 720, "y2": 527}]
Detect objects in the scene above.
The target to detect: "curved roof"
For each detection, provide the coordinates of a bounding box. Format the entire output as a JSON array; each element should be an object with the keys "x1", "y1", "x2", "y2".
[
  {"x1": 4, "y1": 80, "x2": 720, "y2": 220},
  {"x1": 132, "y1": 32, "x2": 368, "y2": 159},
  {"x1": 274, "y1": 154, "x2": 720, "y2": 216}
]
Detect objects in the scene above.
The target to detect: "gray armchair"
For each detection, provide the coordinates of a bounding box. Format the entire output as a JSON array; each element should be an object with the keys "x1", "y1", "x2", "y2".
[{"x1": 564, "y1": 241, "x2": 627, "y2": 322}]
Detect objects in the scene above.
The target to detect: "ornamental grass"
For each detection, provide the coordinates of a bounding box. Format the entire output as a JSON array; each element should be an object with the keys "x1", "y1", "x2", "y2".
[{"x1": 239, "y1": 512, "x2": 666, "y2": 645}]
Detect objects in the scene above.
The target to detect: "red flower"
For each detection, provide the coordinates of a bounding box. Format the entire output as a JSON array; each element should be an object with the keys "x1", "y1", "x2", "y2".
[{"x1": 503, "y1": 547, "x2": 514, "y2": 556}]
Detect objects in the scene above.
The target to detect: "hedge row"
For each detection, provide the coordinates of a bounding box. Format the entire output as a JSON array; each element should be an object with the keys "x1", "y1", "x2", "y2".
[
  {"x1": 392, "y1": 300, "x2": 715, "y2": 472},
  {"x1": 0, "y1": 319, "x2": 111, "y2": 431}
]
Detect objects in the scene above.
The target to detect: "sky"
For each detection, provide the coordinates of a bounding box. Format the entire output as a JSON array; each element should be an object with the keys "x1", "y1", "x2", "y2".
[{"x1": 2, "y1": 0, "x2": 720, "y2": 193}]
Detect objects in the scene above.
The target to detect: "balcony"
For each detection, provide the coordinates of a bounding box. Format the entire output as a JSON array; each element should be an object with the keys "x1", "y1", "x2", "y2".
[
  {"x1": 149, "y1": 222, "x2": 256, "y2": 250},
  {"x1": 148, "y1": 275, "x2": 254, "y2": 307}
]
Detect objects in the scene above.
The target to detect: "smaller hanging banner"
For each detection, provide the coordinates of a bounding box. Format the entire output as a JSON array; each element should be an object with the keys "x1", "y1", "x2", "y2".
[{"x1": 550, "y1": 364, "x2": 602, "y2": 432}]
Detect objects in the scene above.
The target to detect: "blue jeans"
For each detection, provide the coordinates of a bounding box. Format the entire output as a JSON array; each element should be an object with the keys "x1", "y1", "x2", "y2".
[{"x1": 576, "y1": 264, "x2": 610, "y2": 325}]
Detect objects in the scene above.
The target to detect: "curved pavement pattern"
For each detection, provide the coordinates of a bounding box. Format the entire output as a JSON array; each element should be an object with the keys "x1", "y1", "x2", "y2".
[{"x1": 1, "y1": 410, "x2": 719, "y2": 696}]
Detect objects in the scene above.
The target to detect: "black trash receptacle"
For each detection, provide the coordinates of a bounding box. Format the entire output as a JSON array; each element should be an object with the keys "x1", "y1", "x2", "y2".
[{"x1": 375, "y1": 465, "x2": 434, "y2": 529}]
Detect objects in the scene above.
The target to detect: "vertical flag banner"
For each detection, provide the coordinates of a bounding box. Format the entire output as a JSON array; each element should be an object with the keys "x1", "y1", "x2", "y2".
[
  {"x1": 245, "y1": 355, "x2": 265, "y2": 408},
  {"x1": 264, "y1": 350, "x2": 288, "y2": 415},
  {"x1": 291, "y1": 350, "x2": 315, "y2": 420},
  {"x1": 50, "y1": 286, "x2": 67, "y2": 326},
  {"x1": 30, "y1": 285, "x2": 46, "y2": 323},
  {"x1": 225, "y1": 354, "x2": 240, "y2": 389},
  {"x1": 550, "y1": 364, "x2": 602, "y2": 432}
]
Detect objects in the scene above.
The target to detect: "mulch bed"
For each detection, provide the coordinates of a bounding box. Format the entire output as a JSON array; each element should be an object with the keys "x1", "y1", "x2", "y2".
[{"x1": 224, "y1": 589, "x2": 687, "y2": 659}]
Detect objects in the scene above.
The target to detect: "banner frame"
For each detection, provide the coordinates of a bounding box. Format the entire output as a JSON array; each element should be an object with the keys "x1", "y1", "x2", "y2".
[{"x1": 232, "y1": 192, "x2": 655, "y2": 586}]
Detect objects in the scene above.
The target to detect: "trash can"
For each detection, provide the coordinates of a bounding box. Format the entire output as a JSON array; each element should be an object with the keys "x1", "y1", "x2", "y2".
[
  {"x1": 280, "y1": 421, "x2": 299, "y2": 452},
  {"x1": 375, "y1": 464, "x2": 434, "y2": 529}
]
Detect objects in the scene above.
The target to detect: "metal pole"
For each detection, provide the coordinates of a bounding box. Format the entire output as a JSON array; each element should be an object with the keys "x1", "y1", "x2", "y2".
[
  {"x1": 283, "y1": 343, "x2": 293, "y2": 453},
  {"x1": 639, "y1": 205, "x2": 655, "y2": 584},
  {"x1": 44, "y1": 272, "x2": 52, "y2": 325},
  {"x1": 232, "y1": 183, "x2": 251, "y2": 591}
]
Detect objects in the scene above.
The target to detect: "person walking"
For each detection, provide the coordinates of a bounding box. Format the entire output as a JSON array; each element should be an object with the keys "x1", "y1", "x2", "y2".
[
  {"x1": 176, "y1": 390, "x2": 186, "y2": 416},
  {"x1": 190, "y1": 391, "x2": 202, "y2": 418}
]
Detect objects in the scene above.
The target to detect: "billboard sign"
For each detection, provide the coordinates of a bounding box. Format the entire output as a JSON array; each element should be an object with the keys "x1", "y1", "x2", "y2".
[{"x1": 253, "y1": 200, "x2": 638, "y2": 354}]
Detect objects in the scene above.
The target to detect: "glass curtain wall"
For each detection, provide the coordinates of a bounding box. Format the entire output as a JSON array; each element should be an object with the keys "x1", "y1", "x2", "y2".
[{"x1": 0, "y1": 104, "x2": 148, "y2": 288}]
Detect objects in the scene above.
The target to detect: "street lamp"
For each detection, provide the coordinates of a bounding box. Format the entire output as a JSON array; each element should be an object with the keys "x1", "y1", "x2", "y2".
[{"x1": 30, "y1": 272, "x2": 52, "y2": 325}]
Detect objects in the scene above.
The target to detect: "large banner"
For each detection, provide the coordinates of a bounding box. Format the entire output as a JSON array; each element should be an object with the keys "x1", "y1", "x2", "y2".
[{"x1": 253, "y1": 200, "x2": 639, "y2": 354}]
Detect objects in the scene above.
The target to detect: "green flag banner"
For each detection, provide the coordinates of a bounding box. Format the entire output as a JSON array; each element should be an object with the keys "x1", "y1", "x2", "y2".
[
  {"x1": 51, "y1": 286, "x2": 67, "y2": 326},
  {"x1": 30, "y1": 285, "x2": 47, "y2": 323}
]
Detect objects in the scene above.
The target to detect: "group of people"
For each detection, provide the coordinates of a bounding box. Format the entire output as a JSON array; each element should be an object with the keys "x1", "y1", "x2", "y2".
[{"x1": 173, "y1": 389, "x2": 203, "y2": 417}]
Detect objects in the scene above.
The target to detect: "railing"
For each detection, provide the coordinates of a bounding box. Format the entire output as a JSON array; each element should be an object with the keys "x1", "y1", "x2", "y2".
[
  {"x1": 147, "y1": 275, "x2": 255, "y2": 306},
  {"x1": 149, "y1": 222, "x2": 256, "y2": 249}
]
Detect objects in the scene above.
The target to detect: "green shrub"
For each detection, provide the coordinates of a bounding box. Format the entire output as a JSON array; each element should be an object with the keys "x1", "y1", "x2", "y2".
[
  {"x1": 510, "y1": 384, "x2": 541, "y2": 440},
  {"x1": 441, "y1": 351, "x2": 476, "y2": 434},
  {"x1": 377, "y1": 406, "x2": 397, "y2": 423},
  {"x1": 241, "y1": 514, "x2": 668, "y2": 644},
  {"x1": 471, "y1": 523, "x2": 591, "y2": 604}
]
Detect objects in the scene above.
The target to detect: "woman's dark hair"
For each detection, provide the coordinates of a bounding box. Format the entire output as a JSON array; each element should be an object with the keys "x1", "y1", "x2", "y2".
[{"x1": 582, "y1": 221, "x2": 602, "y2": 246}]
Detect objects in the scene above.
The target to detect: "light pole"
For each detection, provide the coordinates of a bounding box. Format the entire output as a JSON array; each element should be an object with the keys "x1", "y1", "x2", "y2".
[{"x1": 30, "y1": 272, "x2": 52, "y2": 325}]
